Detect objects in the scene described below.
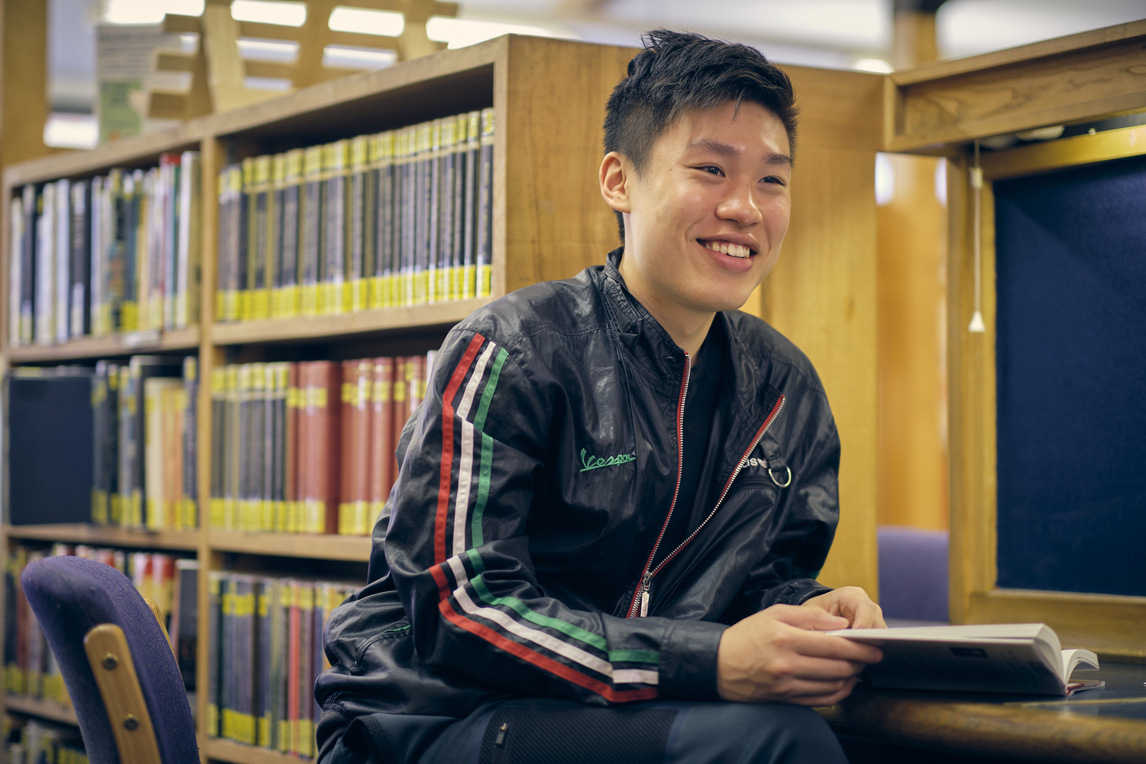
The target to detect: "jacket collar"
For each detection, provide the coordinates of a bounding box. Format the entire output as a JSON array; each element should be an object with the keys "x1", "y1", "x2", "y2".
[{"x1": 598, "y1": 248, "x2": 784, "y2": 436}]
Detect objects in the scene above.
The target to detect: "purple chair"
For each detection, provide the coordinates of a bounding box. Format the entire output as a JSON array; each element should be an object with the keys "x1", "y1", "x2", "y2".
[
  {"x1": 20, "y1": 554, "x2": 199, "y2": 764},
  {"x1": 877, "y1": 526, "x2": 950, "y2": 624}
]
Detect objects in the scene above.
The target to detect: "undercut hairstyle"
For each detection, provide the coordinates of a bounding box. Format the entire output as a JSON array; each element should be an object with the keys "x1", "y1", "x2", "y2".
[{"x1": 603, "y1": 29, "x2": 799, "y2": 241}]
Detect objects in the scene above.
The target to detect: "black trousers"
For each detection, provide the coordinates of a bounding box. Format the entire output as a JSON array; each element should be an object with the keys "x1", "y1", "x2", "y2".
[{"x1": 323, "y1": 698, "x2": 849, "y2": 764}]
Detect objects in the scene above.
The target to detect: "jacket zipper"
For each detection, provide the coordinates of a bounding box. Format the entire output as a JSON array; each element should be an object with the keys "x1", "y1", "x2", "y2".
[{"x1": 626, "y1": 385, "x2": 786, "y2": 618}]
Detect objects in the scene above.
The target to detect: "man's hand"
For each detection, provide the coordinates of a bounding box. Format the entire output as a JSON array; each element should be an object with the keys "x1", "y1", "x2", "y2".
[
  {"x1": 801, "y1": 586, "x2": 886, "y2": 630},
  {"x1": 716, "y1": 604, "x2": 882, "y2": 706}
]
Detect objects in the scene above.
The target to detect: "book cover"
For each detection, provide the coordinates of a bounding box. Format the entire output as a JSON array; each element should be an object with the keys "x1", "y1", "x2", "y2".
[
  {"x1": 170, "y1": 557, "x2": 198, "y2": 690},
  {"x1": 7, "y1": 367, "x2": 95, "y2": 525},
  {"x1": 830, "y1": 623, "x2": 1103, "y2": 696}
]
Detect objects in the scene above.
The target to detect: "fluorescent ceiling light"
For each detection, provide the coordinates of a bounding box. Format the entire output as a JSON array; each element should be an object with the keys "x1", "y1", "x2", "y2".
[
  {"x1": 425, "y1": 17, "x2": 572, "y2": 49},
  {"x1": 103, "y1": 0, "x2": 204, "y2": 25},
  {"x1": 329, "y1": 8, "x2": 404, "y2": 37},
  {"x1": 231, "y1": 0, "x2": 307, "y2": 27}
]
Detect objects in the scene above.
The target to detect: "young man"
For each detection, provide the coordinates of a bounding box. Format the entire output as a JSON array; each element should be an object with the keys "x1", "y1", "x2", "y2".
[{"x1": 317, "y1": 29, "x2": 885, "y2": 763}]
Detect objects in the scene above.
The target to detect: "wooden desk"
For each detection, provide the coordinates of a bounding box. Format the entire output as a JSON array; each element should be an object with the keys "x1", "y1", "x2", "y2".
[{"x1": 820, "y1": 663, "x2": 1146, "y2": 764}]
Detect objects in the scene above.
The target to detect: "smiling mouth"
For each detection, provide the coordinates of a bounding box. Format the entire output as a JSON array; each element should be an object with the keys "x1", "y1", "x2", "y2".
[{"x1": 701, "y1": 240, "x2": 754, "y2": 259}]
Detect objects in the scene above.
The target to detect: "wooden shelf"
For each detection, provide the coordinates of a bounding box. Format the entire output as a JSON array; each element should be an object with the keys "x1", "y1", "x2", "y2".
[
  {"x1": 6, "y1": 327, "x2": 200, "y2": 363},
  {"x1": 4, "y1": 523, "x2": 202, "y2": 551},
  {"x1": 206, "y1": 738, "x2": 296, "y2": 764},
  {"x1": 208, "y1": 530, "x2": 370, "y2": 562},
  {"x1": 211, "y1": 299, "x2": 489, "y2": 346},
  {"x1": 5, "y1": 695, "x2": 79, "y2": 726}
]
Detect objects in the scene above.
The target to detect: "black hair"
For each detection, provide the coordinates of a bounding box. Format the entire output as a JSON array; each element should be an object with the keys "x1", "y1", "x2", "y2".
[{"x1": 603, "y1": 29, "x2": 799, "y2": 241}]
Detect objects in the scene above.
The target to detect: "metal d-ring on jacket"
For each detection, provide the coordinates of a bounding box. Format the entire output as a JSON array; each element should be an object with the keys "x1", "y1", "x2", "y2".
[{"x1": 315, "y1": 248, "x2": 842, "y2": 751}]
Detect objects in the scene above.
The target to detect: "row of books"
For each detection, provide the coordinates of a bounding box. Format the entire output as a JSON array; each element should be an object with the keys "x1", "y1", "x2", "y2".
[
  {"x1": 6, "y1": 719, "x2": 87, "y2": 764},
  {"x1": 207, "y1": 571, "x2": 355, "y2": 759},
  {"x1": 216, "y1": 108, "x2": 494, "y2": 323},
  {"x1": 209, "y1": 353, "x2": 431, "y2": 536},
  {"x1": 7, "y1": 152, "x2": 202, "y2": 348},
  {"x1": 3, "y1": 544, "x2": 194, "y2": 708},
  {"x1": 92, "y1": 355, "x2": 199, "y2": 531}
]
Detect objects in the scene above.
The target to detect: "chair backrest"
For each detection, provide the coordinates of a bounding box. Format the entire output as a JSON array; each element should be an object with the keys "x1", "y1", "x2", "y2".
[{"x1": 20, "y1": 554, "x2": 199, "y2": 764}]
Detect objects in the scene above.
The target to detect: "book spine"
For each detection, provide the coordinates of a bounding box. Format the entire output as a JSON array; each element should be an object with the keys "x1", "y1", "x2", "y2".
[
  {"x1": 8, "y1": 195, "x2": 23, "y2": 348},
  {"x1": 451, "y1": 113, "x2": 468, "y2": 301},
  {"x1": 348, "y1": 134, "x2": 370, "y2": 313},
  {"x1": 269, "y1": 152, "x2": 286, "y2": 319},
  {"x1": 338, "y1": 361, "x2": 355, "y2": 536},
  {"x1": 352, "y1": 359, "x2": 372, "y2": 535},
  {"x1": 69, "y1": 179, "x2": 91, "y2": 337},
  {"x1": 177, "y1": 150, "x2": 202, "y2": 328},
  {"x1": 53, "y1": 178, "x2": 71, "y2": 345},
  {"x1": 206, "y1": 570, "x2": 224, "y2": 738},
  {"x1": 370, "y1": 356, "x2": 395, "y2": 531},
  {"x1": 323, "y1": 139, "x2": 348, "y2": 315},
  {"x1": 34, "y1": 184, "x2": 54, "y2": 345},
  {"x1": 285, "y1": 362, "x2": 301, "y2": 534},
  {"x1": 374, "y1": 130, "x2": 396, "y2": 310},
  {"x1": 300, "y1": 145, "x2": 323, "y2": 317},
  {"x1": 250, "y1": 154, "x2": 273, "y2": 321},
  {"x1": 182, "y1": 356, "x2": 199, "y2": 529},
  {"x1": 477, "y1": 107, "x2": 495, "y2": 298},
  {"x1": 210, "y1": 366, "x2": 226, "y2": 530},
  {"x1": 279, "y1": 148, "x2": 303, "y2": 319},
  {"x1": 462, "y1": 111, "x2": 480, "y2": 299}
]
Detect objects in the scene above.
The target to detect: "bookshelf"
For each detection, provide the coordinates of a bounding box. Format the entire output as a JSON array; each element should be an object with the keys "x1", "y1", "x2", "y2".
[{"x1": 0, "y1": 34, "x2": 635, "y2": 762}]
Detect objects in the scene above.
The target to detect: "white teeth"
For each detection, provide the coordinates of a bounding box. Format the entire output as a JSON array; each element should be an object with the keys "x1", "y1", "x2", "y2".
[{"x1": 705, "y1": 241, "x2": 752, "y2": 258}]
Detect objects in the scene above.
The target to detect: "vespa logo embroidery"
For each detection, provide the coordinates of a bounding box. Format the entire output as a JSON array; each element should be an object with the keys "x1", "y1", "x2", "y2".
[{"x1": 579, "y1": 448, "x2": 636, "y2": 473}]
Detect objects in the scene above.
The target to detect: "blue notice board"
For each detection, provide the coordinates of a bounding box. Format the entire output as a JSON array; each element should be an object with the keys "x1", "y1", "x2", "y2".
[{"x1": 993, "y1": 154, "x2": 1146, "y2": 597}]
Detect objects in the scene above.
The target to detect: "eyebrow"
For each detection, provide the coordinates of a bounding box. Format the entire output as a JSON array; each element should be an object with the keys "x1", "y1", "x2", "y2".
[{"x1": 685, "y1": 139, "x2": 792, "y2": 167}]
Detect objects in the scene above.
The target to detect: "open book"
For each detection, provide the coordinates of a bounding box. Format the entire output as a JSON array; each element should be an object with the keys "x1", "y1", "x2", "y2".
[{"x1": 827, "y1": 623, "x2": 1103, "y2": 696}]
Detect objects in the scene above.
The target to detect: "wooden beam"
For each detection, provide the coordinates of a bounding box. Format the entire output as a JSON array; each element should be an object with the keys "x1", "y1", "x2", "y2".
[{"x1": 887, "y1": 20, "x2": 1146, "y2": 151}]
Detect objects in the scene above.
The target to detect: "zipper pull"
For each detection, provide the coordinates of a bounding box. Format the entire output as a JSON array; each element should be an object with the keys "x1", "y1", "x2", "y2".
[{"x1": 639, "y1": 573, "x2": 651, "y2": 617}]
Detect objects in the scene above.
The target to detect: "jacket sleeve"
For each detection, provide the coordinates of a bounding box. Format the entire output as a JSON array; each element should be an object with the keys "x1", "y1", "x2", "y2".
[{"x1": 382, "y1": 329, "x2": 725, "y2": 705}]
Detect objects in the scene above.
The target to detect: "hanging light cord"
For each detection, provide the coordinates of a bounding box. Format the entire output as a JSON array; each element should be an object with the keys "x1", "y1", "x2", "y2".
[{"x1": 968, "y1": 141, "x2": 986, "y2": 333}]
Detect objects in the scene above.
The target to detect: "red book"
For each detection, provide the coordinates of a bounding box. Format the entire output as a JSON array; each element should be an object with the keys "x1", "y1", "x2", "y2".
[
  {"x1": 307, "y1": 361, "x2": 342, "y2": 534},
  {"x1": 369, "y1": 357, "x2": 395, "y2": 533},
  {"x1": 351, "y1": 359, "x2": 372, "y2": 535},
  {"x1": 390, "y1": 357, "x2": 407, "y2": 482},
  {"x1": 338, "y1": 360, "x2": 355, "y2": 534}
]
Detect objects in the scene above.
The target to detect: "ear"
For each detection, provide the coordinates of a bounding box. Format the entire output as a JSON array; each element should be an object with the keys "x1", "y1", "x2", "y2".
[{"x1": 599, "y1": 151, "x2": 631, "y2": 213}]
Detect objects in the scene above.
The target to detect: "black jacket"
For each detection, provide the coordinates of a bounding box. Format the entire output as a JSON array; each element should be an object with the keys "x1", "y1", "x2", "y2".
[{"x1": 316, "y1": 249, "x2": 839, "y2": 737}]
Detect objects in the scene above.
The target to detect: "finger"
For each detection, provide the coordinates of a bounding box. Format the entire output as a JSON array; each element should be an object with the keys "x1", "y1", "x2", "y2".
[
  {"x1": 849, "y1": 601, "x2": 886, "y2": 630},
  {"x1": 767, "y1": 604, "x2": 849, "y2": 631},
  {"x1": 787, "y1": 630, "x2": 883, "y2": 665}
]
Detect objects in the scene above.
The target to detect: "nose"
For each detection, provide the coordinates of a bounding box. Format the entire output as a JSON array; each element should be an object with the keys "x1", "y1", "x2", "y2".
[{"x1": 715, "y1": 179, "x2": 762, "y2": 226}]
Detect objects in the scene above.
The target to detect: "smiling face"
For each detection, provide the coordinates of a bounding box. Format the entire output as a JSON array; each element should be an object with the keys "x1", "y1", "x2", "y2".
[{"x1": 600, "y1": 100, "x2": 792, "y2": 354}]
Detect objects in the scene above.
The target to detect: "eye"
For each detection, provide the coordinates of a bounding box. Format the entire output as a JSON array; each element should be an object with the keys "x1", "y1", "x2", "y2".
[
  {"x1": 762, "y1": 175, "x2": 787, "y2": 186},
  {"x1": 696, "y1": 165, "x2": 724, "y2": 177}
]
